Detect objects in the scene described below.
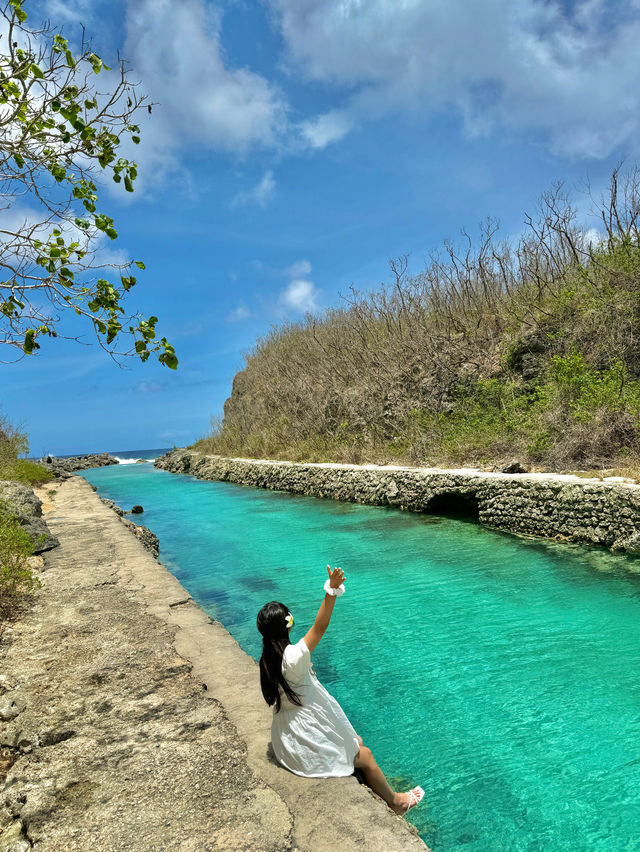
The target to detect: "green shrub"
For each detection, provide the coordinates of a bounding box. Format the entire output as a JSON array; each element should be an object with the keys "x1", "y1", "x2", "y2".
[
  {"x1": 0, "y1": 459, "x2": 54, "y2": 485},
  {"x1": 0, "y1": 412, "x2": 53, "y2": 485},
  {"x1": 547, "y1": 353, "x2": 640, "y2": 421},
  {"x1": 0, "y1": 504, "x2": 39, "y2": 628}
]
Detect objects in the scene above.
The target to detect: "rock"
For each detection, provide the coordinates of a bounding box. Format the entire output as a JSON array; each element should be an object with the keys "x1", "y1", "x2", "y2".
[
  {"x1": 501, "y1": 460, "x2": 528, "y2": 474},
  {"x1": 101, "y1": 499, "x2": 158, "y2": 557},
  {"x1": 0, "y1": 820, "x2": 31, "y2": 852},
  {"x1": 0, "y1": 692, "x2": 27, "y2": 722},
  {"x1": 135, "y1": 459, "x2": 146, "y2": 464},
  {"x1": 386, "y1": 480, "x2": 399, "y2": 500},
  {"x1": 130, "y1": 505, "x2": 144, "y2": 514},
  {"x1": 0, "y1": 674, "x2": 16, "y2": 693},
  {"x1": 38, "y1": 453, "x2": 119, "y2": 475},
  {"x1": 156, "y1": 449, "x2": 192, "y2": 472},
  {"x1": 0, "y1": 481, "x2": 59, "y2": 553},
  {"x1": 99, "y1": 498, "x2": 124, "y2": 517},
  {"x1": 121, "y1": 519, "x2": 159, "y2": 558},
  {"x1": 2, "y1": 715, "x2": 39, "y2": 752},
  {"x1": 612, "y1": 532, "x2": 640, "y2": 555}
]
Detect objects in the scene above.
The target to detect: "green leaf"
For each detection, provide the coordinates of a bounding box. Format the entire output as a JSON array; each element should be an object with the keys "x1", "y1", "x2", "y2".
[
  {"x1": 10, "y1": 0, "x2": 27, "y2": 24},
  {"x1": 132, "y1": 136, "x2": 140, "y2": 144},
  {"x1": 74, "y1": 217, "x2": 90, "y2": 230},
  {"x1": 105, "y1": 228, "x2": 118, "y2": 240},
  {"x1": 13, "y1": 153, "x2": 24, "y2": 168},
  {"x1": 23, "y1": 329, "x2": 38, "y2": 355},
  {"x1": 29, "y1": 63, "x2": 44, "y2": 79},
  {"x1": 135, "y1": 261, "x2": 146, "y2": 270},
  {"x1": 64, "y1": 49, "x2": 76, "y2": 68},
  {"x1": 124, "y1": 176, "x2": 133, "y2": 192},
  {"x1": 159, "y1": 352, "x2": 179, "y2": 370},
  {"x1": 88, "y1": 53, "x2": 102, "y2": 74},
  {"x1": 106, "y1": 318, "x2": 122, "y2": 344}
]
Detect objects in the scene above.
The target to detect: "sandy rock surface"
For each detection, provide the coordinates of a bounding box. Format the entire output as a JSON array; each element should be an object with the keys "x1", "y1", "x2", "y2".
[{"x1": 0, "y1": 477, "x2": 427, "y2": 852}]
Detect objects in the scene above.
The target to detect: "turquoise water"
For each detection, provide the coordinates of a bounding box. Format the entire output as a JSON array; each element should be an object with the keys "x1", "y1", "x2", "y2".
[{"x1": 81, "y1": 463, "x2": 640, "y2": 851}]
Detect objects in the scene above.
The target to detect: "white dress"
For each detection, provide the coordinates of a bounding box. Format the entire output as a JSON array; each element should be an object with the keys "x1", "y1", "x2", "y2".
[{"x1": 270, "y1": 638, "x2": 360, "y2": 778}]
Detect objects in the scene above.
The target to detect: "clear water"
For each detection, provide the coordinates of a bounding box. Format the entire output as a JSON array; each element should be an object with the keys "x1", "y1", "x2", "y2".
[{"x1": 81, "y1": 463, "x2": 640, "y2": 852}]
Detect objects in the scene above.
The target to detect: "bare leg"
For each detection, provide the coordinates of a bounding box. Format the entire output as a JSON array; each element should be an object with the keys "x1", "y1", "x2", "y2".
[{"x1": 353, "y1": 746, "x2": 417, "y2": 815}]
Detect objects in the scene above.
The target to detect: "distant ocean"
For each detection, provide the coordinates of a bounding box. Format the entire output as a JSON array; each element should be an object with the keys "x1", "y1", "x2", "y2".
[{"x1": 54, "y1": 448, "x2": 173, "y2": 464}]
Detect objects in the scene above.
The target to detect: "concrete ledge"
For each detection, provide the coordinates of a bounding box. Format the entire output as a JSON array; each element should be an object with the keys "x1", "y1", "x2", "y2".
[
  {"x1": 0, "y1": 476, "x2": 427, "y2": 852},
  {"x1": 155, "y1": 450, "x2": 640, "y2": 558}
]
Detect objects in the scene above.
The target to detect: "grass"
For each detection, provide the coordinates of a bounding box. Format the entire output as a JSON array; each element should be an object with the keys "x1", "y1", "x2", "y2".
[
  {"x1": 0, "y1": 503, "x2": 39, "y2": 632},
  {"x1": 0, "y1": 459, "x2": 53, "y2": 486}
]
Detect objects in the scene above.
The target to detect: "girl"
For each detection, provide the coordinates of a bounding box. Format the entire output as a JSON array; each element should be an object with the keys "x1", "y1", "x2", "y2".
[{"x1": 257, "y1": 564, "x2": 424, "y2": 816}]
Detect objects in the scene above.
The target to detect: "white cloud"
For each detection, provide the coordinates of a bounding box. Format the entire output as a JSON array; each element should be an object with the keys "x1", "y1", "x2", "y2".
[
  {"x1": 122, "y1": 0, "x2": 288, "y2": 186},
  {"x1": 581, "y1": 227, "x2": 605, "y2": 248},
  {"x1": 226, "y1": 304, "x2": 252, "y2": 322},
  {"x1": 268, "y1": 0, "x2": 640, "y2": 158},
  {"x1": 43, "y1": 0, "x2": 94, "y2": 24},
  {"x1": 231, "y1": 170, "x2": 276, "y2": 208},
  {"x1": 284, "y1": 258, "x2": 312, "y2": 278},
  {"x1": 278, "y1": 258, "x2": 320, "y2": 313},
  {"x1": 299, "y1": 110, "x2": 352, "y2": 149},
  {"x1": 280, "y1": 279, "x2": 319, "y2": 313},
  {"x1": 136, "y1": 381, "x2": 164, "y2": 395}
]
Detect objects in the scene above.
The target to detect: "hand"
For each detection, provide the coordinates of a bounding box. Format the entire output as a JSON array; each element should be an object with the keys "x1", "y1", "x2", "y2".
[{"x1": 327, "y1": 564, "x2": 345, "y2": 589}]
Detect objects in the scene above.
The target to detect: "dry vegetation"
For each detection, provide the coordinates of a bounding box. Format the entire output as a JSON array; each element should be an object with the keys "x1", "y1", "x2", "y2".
[
  {"x1": 0, "y1": 416, "x2": 50, "y2": 631},
  {"x1": 198, "y1": 167, "x2": 640, "y2": 473}
]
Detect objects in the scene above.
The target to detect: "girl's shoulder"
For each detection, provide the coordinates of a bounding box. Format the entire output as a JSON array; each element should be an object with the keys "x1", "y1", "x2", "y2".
[{"x1": 283, "y1": 638, "x2": 310, "y2": 672}]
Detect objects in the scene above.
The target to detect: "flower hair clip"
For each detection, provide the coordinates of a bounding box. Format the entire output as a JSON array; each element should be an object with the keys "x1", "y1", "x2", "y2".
[{"x1": 285, "y1": 613, "x2": 294, "y2": 629}]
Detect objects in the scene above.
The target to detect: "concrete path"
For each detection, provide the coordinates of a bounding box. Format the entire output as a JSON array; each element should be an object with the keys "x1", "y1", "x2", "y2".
[{"x1": 0, "y1": 476, "x2": 428, "y2": 852}]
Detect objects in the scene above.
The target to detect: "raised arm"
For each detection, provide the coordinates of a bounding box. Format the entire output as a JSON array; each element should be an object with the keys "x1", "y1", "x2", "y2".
[{"x1": 303, "y1": 565, "x2": 345, "y2": 653}]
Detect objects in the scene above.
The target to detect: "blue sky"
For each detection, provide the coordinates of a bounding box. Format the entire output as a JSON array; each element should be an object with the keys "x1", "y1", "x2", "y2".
[{"x1": 2, "y1": 0, "x2": 640, "y2": 455}]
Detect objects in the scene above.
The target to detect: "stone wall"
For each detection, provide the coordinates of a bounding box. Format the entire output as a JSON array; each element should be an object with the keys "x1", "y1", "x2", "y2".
[{"x1": 155, "y1": 450, "x2": 640, "y2": 555}]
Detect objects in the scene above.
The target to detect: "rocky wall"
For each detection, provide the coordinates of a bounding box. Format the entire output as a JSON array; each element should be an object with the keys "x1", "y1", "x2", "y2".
[
  {"x1": 0, "y1": 480, "x2": 59, "y2": 553},
  {"x1": 155, "y1": 450, "x2": 640, "y2": 555}
]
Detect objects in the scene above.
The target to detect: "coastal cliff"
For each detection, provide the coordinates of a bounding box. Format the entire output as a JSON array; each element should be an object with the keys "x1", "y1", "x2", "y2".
[{"x1": 155, "y1": 450, "x2": 640, "y2": 557}]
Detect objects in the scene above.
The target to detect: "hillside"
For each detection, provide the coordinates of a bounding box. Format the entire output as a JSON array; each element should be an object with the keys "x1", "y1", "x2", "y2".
[{"x1": 196, "y1": 168, "x2": 640, "y2": 474}]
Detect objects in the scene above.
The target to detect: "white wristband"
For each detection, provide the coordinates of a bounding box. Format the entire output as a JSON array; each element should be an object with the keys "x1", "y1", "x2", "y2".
[{"x1": 324, "y1": 578, "x2": 345, "y2": 597}]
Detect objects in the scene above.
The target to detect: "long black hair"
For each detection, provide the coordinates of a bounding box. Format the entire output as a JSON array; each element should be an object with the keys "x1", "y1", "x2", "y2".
[{"x1": 257, "y1": 601, "x2": 302, "y2": 713}]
